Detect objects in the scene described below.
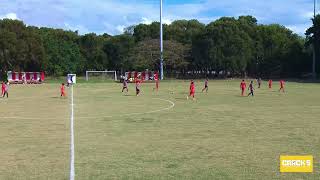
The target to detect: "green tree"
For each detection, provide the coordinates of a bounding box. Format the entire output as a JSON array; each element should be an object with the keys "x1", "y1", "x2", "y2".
[
  {"x1": 204, "y1": 17, "x2": 254, "y2": 76},
  {"x1": 0, "y1": 20, "x2": 45, "y2": 75},
  {"x1": 79, "y1": 33, "x2": 109, "y2": 71},
  {"x1": 167, "y1": 19, "x2": 205, "y2": 44},
  {"x1": 103, "y1": 34, "x2": 135, "y2": 72},
  {"x1": 39, "y1": 28, "x2": 84, "y2": 76},
  {"x1": 129, "y1": 39, "x2": 190, "y2": 73},
  {"x1": 306, "y1": 14, "x2": 320, "y2": 76}
]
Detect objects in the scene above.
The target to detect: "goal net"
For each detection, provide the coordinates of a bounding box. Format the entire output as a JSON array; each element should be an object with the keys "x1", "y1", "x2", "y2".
[{"x1": 85, "y1": 71, "x2": 117, "y2": 81}]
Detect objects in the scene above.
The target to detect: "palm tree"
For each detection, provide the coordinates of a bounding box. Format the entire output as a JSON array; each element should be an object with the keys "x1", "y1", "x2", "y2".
[{"x1": 306, "y1": 15, "x2": 320, "y2": 79}]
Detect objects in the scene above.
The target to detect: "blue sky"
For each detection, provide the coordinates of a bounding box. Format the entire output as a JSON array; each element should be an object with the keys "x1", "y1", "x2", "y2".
[{"x1": 0, "y1": 0, "x2": 319, "y2": 35}]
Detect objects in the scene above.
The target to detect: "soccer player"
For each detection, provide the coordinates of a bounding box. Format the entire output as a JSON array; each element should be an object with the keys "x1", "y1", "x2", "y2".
[
  {"x1": 60, "y1": 83, "x2": 66, "y2": 97},
  {"x1": 257, "y1": 78, "x2": 262, "y2": 88},
  {"x1": 187, "y1": 80, "x2": 196, "y2": 100},
  {"x1": 202, "y1": 78, "x2": 209, "y2": 93},
  {"x1": 67, "y1": 75, "x2": 74, "y2": 87},
  {"x1": 1, "y1": 81, "x2": 5, "y2": 96},
  {"x1": 122, "y1": 78, "x2": 128, "y2": 93},
  {"x1": 2, "y1": 82, "x2": 9, "y2": 98},
  {"x1": 247, "y1": 81, "x2": 254, "y2": 97},
  {"x1": 279, "y1": 80, "x2": 285, "y2": 93},
  {"x1": 153, "y1": 73, "x2": 159, "y2": 91},
  {"x1": 135, "y1": 78, "x2": 141, "y2": 96},
  {"x1": 268, "y1": 79, "x2": 273, "y2": 89},
  {"x1": 240, "y1": 80, "x2": 247, "y2": 96}
]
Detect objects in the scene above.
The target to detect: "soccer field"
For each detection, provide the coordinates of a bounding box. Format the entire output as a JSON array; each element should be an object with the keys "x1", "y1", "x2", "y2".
[{"x1": 1, "y1": 80, "x2": 320, "y2": 180}]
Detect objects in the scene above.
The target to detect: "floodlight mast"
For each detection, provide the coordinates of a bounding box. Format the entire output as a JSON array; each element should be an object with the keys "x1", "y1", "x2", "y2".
[
  {"x1": 312, "y1": 0, "x2": 316, "y2": 79},
  {"x1": 160, "y1": 0, "x2": 164, "y2": 80}
]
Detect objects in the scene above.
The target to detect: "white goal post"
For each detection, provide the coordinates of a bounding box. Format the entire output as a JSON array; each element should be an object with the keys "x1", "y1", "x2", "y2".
[{"x1": 85, "y1": 71, "x2": 117, "y2": 81}]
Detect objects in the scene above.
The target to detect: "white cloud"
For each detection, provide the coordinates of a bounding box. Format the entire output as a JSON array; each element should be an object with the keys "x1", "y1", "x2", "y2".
[
  {"x1": 0, "y1": 13, "x2": 19, "y2": 20},
  {"x1": 287, "y1": 24, "x2": 309, "y2": 35},
  {"x1": 141, "y1": 17, "x2": 172, "y2": 25},
  {"x1": 64, "y1": 23, "x2": 89, "y2": 34},
  {"x1": 116, "y1": 25, "x2": 126, "y2": 34},
  {"x1": 0, "y1": 0, "x2": 316, "y2": 35},
  {"x1": 141, "y1": 17, "x2": 153, "y2": 25}
]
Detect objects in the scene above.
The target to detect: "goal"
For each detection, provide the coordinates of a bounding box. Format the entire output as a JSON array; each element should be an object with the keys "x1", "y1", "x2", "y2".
[{"x1": 85, "y1": 71, "x2": 118, "y2": 81}]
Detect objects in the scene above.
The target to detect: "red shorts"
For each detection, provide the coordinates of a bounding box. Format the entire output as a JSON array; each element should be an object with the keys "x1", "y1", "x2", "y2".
[{"x1": 189, "y1": 91, "x2": 195, "y2": 97}]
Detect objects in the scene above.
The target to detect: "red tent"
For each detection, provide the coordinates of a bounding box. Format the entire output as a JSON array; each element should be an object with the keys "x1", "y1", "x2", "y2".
[
  {"x1": 134, "y1": 71, "x2": 138, "y2": 79},
  {"x1": 19, "y1": 72, "x2": 23, "y2": 80},
  {"x1": 141, "y1": 71, "x2": 146, "y2": 80},
  {"x1": 26, "y1": 72, "x2": 30, "y2": 80},
  {"x1": 12, "y1": 72, "x2": 16, "y2": 80},
  {"x1": 41, "y1": 72, "x2": 45, "y2": 81},
  {"x1": 33, "y1": 72, "x2": 38, "y2": 80}
]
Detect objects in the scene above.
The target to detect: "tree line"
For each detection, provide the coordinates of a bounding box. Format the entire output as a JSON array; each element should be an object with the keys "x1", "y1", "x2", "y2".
[{"x1": 0, "y1": 15, "x2": 319, "y2": 79}]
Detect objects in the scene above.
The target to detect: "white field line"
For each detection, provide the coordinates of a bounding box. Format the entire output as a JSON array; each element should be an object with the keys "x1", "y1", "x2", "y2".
[
  {"x1": 70, "y1": 85, "x2": 75, "y2": 180},
  {"x1": 77, "y1": 98, "x2": 175, "y2": 119},
  {"x1": 2, "y1": 98, "x2": 175, "y2": 120}
]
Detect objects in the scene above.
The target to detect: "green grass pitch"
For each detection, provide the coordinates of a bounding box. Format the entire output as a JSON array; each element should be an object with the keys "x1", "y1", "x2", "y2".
[{"x1": 0, "y1": 80, "x2": 320, "y2": 179}]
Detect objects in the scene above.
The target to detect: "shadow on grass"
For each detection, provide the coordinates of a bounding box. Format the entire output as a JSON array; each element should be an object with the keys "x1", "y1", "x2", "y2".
[
  {"x1": 174, "y1": 97, "x2": 188, "y2": 100},
  {"x1": 50, "y1": 96, "x2": 68, "y2": 99},
  {"x1": 123, "y1": 94, "x2": 136, "y2": 97},
  {"x1": 234, "y1": 95, "x2": 249, "y2": 98}
]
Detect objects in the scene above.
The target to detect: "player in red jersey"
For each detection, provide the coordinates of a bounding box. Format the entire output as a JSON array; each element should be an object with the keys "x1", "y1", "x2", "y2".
[
  {"x1": 240, "y1": 80, "x2": 247, "y2": 96},
  {"x1": 268, "y1": 79, "x2": 273, "y2": 89},
  {"x1": 2, "y1": 81, "x2": 9, "y2": 98},
  {"x1": 202, "y1": 78, "x2": 209, "y2": 93},
  {"x1": 1, "y1": 81, "x2": 5, "y2": 96},
  {"x1": 153, "y1": 73, "x2": 159, "y2": 91},
  {"x1": 187, "y1": 80, "x2": 196, "y2": 100},
  {"x1": 135, "y1": 78, "x2": 142, "y2": 96},
  {"x1": 279, "y1": 80, "x2": 285, "y2": 93},
  {"x1": 60, "y1": 83, "x2": 66, "y2": 97}
]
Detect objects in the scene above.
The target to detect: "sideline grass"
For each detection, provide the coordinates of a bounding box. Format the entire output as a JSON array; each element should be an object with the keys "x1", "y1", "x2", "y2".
[{"x1": 0, "y1": 80, "x2": 320, "y2": 179}]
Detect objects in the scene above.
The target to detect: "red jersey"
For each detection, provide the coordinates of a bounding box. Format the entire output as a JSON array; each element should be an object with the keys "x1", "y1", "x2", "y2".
[
  {"x1": 190, "y1": 83, "x2": 195, "y2": 92},
  {"x1": 280, "y1": 80, "x2": 285, "y2": 88},
  {"x1": 268, "y1": 80, "x2": 272, "y2": 87},
  {"x1": 154, "y1": 73, "x2": 159, "y2": 81},
  {"x1": 1, "y1": 83, "x2": 5, "y2": 90},
  {"x1": 135, "y1": 79, "x2": 141, "y2": 88},
  {"x1": 60, "y1": 85, "x2": 65, "y2": 92},
  {"x1": 240, "y1": 81, "x2": 246, "y2": 89}
]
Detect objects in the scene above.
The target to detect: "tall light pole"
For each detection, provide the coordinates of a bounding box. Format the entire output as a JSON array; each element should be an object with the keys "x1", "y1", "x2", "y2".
[
  {"x1": 312, "y1": 0, "x2": 316, "y2": 79},
  {"x1": 160, "y1": 0, "x2": 164, "y2": 80}
]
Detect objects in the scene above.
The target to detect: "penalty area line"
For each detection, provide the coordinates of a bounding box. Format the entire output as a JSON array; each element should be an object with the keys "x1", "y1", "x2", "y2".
[
  {"x1": 76, "y1": 98, "x2": 175, "y2": 119},
  {"x1": 2, "y1": 98, "x2": 175, "y2": 120}
]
